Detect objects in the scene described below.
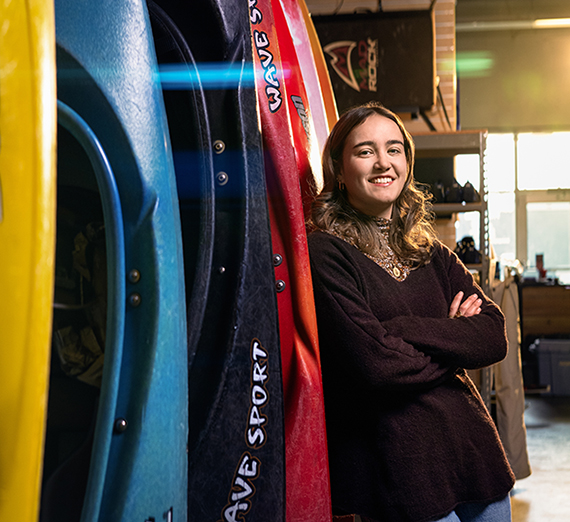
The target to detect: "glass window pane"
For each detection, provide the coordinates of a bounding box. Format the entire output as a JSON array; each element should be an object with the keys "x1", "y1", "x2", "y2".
[
  {"x1": 486, "y1": 134, "x2": 515, "y2": 193},
  {"x1": 518, "y1": 133, "x2": 570, "y2": 190},
  {"x1": 455, "y1": 154, "x2": 480, "y2": 192},
  {"x1": 527, "y1": 202, "x2": 570, "y2": 278},
  {"x1": 488, "y1": 192, "x2": 516, "y2": 263}
]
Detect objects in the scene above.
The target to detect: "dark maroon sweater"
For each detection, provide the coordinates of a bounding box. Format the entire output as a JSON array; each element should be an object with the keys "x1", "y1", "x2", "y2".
[{"x1": 308, "y1": 231, "x2": 515, "y2": 522}]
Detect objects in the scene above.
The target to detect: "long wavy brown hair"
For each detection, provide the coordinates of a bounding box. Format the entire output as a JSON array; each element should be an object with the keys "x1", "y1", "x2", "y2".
[{"x1": 311, "y1": 102, "x2": 436, "y2": 267}]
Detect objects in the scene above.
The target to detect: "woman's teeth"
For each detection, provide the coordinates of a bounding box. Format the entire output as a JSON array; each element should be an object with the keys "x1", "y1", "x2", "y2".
[{"x1": 370, "y1": 177, "x2": 392, "y2": 184}]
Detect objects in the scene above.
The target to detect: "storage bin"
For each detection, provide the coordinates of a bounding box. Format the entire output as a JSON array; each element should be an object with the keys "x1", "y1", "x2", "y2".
[{"x1": 535, "y1": 339, "x2": 570, "y2": 396}]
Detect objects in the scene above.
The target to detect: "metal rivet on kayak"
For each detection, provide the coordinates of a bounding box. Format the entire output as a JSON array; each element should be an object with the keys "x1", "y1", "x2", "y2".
[
  {"x1": 114, "y1": 418, "x2": 128, "y2": 433},
  {"x1": 213, "y1": 140, "x2": 225, "y2": 154},
  {"x1": 128, "y1": 269, "x2": 140, "y2": 283},
  {"x1": 128, "y1": 293, "x2": 141, "y2": 307},
  {"x1": 216, "y1": 171, "x2": 229, "y2": 186},
  {"x1": 275, "y1": 280, "x2": 286, "y2": 292},
  {"x1": 273, "y1": 254, "x2": 283, "y2": 267}
]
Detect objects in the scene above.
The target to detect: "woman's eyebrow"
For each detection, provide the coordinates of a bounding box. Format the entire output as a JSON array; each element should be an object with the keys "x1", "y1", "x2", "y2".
[
  {"x1": 352, "y1": 140, "x2": 375, "y2": 149},
  {"x1": 352, "y1": 139, "x2": 404, "y2": 149}
]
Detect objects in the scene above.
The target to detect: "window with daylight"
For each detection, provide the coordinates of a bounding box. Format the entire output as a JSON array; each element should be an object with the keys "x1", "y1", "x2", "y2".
[
  {"x1": 526, "y1": 201, "x2": 570, "y2": 284},
  {"x1": 452, "y1": 132, "x2": 570, "y2": 284},
  {"x1": 517, "y1": 133, "x2": 570, "y2": 191}
]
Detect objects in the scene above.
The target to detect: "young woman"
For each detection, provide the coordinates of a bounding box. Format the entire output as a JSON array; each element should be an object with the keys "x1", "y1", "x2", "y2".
[{"x1": 308, "y1": 103, "x2": 515, "y2": 522}]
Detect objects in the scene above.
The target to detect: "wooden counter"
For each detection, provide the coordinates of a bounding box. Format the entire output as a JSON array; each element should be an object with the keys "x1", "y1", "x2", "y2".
[{"x1": 521, "y1": 284, "x2": 570, "y2": 338}]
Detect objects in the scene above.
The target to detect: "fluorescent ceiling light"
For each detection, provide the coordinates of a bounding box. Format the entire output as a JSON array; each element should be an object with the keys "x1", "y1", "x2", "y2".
[
  {"x1": 457, "y1": 18, "x2": 570, "y2": 32},
  {"x1": 534, "y1": 18, "x2": 570, "y2": 28}
]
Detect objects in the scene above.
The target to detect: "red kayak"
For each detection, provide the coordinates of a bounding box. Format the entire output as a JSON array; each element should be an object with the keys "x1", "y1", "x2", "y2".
[{"x1": 251, "y1": 0, "x2": 335, "y2": 520}]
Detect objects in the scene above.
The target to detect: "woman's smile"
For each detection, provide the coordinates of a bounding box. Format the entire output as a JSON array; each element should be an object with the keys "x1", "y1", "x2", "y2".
[{"x1": 369, "y1": 176, "x2": 395, "y2": 185}]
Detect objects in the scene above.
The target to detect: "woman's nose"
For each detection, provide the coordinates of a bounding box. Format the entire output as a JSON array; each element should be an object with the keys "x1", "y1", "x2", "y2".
[{"x1": 374, "y1": 152, "x2": 391, "y2": 170}]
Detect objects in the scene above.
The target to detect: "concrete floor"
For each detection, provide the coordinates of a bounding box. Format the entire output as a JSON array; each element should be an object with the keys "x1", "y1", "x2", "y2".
[{"x1": 511, "y1": 396, "x2": 570, "y2": 521}]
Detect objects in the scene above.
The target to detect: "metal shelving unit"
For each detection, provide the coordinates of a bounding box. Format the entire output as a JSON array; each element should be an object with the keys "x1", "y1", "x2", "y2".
[{"x1": 413, "y1": 129, "x2": 493, "y2": 410}]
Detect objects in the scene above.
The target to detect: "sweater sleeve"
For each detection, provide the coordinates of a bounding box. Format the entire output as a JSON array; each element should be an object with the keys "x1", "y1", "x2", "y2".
[
  {"x1": 309, "y1": 233, "x2": 454, "y2": 392},
  {"x1": 382, "y1": 243, "x2": 508, "y2": 369}
]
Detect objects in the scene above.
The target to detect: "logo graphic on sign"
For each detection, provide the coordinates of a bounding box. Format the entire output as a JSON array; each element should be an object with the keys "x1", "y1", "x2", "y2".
[{"x1": 323, "y1": 38, "x2": 378, "y2": 93}]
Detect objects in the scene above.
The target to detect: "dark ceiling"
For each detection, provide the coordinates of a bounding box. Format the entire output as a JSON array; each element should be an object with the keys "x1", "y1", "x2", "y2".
[{"x1": 455, "y1": 0, "x2": 570, "y2": 23}]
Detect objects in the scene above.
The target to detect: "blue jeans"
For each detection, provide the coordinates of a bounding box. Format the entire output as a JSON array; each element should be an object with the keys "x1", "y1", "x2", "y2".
[{"x1": 432, "y1": 495, "x2": 512, "y2": 522}]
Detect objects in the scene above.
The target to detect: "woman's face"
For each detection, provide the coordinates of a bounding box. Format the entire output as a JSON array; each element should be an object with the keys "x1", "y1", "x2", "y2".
[{"x1": 339, "y1": 113, "x2": 408, "y2": 219}]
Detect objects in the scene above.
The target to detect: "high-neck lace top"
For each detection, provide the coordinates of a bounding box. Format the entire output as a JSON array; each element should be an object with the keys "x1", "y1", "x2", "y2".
[{"x1": 327, "y1": 217, "x2": 412, "y2": 282}]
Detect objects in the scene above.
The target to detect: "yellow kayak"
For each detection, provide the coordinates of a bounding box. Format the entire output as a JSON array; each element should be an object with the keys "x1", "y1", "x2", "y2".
[{"x1": 0, "y1": 0, "x2": 57, "y2": 520}]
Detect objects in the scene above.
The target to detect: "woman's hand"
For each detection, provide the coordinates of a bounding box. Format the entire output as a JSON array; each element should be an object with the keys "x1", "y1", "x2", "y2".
[{"x1": 449, "y1": 291, "x2": 482, "y2": 319}]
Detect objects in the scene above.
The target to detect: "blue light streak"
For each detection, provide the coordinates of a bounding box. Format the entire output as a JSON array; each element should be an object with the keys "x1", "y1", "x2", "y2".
[{"x1": 157, "y1": 63, "x2": 259, "y2": 90}]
